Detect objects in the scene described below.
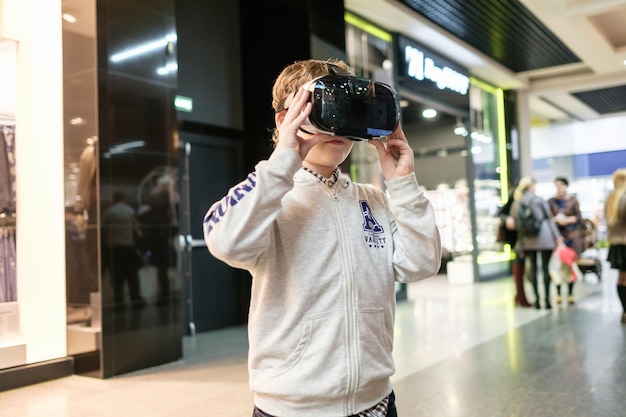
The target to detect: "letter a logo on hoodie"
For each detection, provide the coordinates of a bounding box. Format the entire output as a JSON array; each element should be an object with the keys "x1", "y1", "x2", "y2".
[{"x1": 360, "y1": 200, "x2": 383, "y2": 233}]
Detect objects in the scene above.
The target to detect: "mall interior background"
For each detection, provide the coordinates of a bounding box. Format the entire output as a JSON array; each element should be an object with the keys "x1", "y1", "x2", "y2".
[{"x1": 1, "y1": 0, "x2": 625, "y2": 390}]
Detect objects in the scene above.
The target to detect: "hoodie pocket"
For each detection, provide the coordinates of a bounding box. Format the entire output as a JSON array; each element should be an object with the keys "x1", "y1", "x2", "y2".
[
  {"x1": 357, "y1": 308, "x2": 395, "y2": 386},
  {"x1": 252, "y1": 310, "x2": 347, "y2": 399}
]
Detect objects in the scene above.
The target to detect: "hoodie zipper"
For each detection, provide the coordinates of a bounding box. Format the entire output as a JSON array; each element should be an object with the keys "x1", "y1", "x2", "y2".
[{"x1": 328, "y1": 182, "x2": 359, "y2": 413}]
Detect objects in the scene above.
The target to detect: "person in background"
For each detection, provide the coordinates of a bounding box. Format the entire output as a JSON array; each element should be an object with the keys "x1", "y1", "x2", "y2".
[
  {"x1": 203, "y1": 58, "x2": 442, "y2": 417},
  {"x1": 605, "y1": 168, "x2": 626, "y2": 323},
  {"x1": 102, "y1": 190, "x2": 145, "y2": 308},
  {"x1": 498, "y1": 189, "x2": 531, "y2": 307},
  {"x1": 548, "y1": 177, "x2": 585, "y2": 305},
  {"x1": 510, "y1": 176, "x2": 563, "y2": 310}
]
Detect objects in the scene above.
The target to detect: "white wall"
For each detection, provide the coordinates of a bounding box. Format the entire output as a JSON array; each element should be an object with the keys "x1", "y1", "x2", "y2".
[
  {"x1": 2, "y1": 0, "x2": 67, "y2": 363},
  {"x1": 529, "y1": 115, "x2": 624, "y2": 224},
  {"x1": 0, "y1": 40, "x2": 16, "y2": 116},
  {"x1": 531, "y1": 115, "x2": 626, "y2": 159}
]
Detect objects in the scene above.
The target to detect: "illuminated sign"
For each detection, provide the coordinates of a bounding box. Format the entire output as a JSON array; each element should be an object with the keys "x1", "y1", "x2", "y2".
[
  {"x1": 404, "y1": 45, "x2": 469, "y2": 95},
  {"x1": 175, "y1": 95, "x2": 193, "y2": 112},
  {"x1": 394, "y1": 34, "x2": 470, "y2": 114}
]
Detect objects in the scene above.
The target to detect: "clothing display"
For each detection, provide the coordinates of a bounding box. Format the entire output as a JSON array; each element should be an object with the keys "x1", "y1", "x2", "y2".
[
  {"x1": 74, "y1": 143, "x2": 96, "y2": 215},
  {"x1": 0, "y1": 123, "x2": 17, "y2": 303},
  {"x1": 0, "y1": 124, "x2": 16, "y2": 213},
  {"x1": 0, "y1": 222, "x2": 17, "y2": 302},
  {"x1": 66, "y1": 142, "x2": 99, "y2": 306}
]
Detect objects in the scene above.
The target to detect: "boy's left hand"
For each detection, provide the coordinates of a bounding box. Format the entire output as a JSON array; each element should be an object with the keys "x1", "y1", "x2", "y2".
[{"x1": 369, "y1": 126, "x2": 415, "y2": 180}]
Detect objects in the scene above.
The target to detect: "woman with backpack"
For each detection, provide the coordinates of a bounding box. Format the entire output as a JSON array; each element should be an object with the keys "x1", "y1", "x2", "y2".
[{"x1": 510, "y1": 177, "x2": 564, "y2": 309}]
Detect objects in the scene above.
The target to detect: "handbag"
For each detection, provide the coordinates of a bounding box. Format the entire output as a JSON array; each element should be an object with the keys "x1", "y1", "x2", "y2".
[
  {"x1": 496, "y1": 221, "x2": 507, "y2": 243},
  {"x1": 496, "y1": 215, "x2": 516, "y2": 244}
]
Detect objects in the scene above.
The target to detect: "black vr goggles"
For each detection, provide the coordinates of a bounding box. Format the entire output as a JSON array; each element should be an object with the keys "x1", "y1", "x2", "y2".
[{"x1": 298, "y1": 75, "x2": 400, "y2": 141}]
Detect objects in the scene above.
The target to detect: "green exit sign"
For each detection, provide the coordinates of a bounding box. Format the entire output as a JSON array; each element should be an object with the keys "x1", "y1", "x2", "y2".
[{"x1": 174, "y1": 95, "x2": 193, "y2": 112}]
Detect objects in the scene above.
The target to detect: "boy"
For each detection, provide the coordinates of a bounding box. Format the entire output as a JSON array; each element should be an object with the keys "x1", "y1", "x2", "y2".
[{"x1": 203, "y1": 59, "x2": 441, "y2": 417}]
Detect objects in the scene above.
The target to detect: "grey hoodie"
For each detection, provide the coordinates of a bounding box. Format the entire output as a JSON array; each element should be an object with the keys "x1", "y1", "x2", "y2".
[{"x1": 203, "y1": 146, "x2": 441, "y2": 416}]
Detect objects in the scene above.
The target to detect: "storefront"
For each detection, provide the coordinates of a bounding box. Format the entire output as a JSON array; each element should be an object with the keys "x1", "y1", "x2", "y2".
[
  {"x1": 0, "y1": 0, "x2": 72, "y2": 388},
  {"x1": 0, "y1": 26, "x2": 21, "y2": 372},
  {"x1": 1, "y1": 0, "x2": 182, "y2": 390},
  {"x1": 345, "y1": 13, "x2": 512, "y2": 283}
]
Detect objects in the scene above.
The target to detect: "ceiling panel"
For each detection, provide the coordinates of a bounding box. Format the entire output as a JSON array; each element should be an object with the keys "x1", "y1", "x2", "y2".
[
  {"x1": 587, "y1": 8, "x2": 626, "y2": 50},
  {"x1": 347, "y1": 0, "x2": 626, "y2": 123},
  {"x1": 572, "y1": 85, "x2": 626, "y2": 115},
  {"x1": 397, "y1": 0, "x2": 581, "y2": 73}
]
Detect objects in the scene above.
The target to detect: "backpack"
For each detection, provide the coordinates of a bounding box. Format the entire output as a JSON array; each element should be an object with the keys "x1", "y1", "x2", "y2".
[{"x1": 518, "y1": 199, "x2": 542, "y2": 237}]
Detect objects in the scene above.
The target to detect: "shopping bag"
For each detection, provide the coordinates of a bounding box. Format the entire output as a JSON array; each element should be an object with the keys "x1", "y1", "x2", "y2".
[
  {"x1": 548, "y1": 245, "x2": 565, "y2": 284},
  {"x1": 571, "y1": 262, "x2": 582, "y2": 283},
  {"x1": 559, "y1": 245, "x2": 578, "y2": 283}
]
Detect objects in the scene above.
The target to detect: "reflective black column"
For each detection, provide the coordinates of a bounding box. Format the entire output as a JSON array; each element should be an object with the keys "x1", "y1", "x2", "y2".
[{"x1": 96, "y1": 0, "x2": 181, "y2": 378}]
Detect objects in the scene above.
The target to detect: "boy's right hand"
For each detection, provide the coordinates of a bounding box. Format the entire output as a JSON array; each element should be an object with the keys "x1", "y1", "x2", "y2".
[{"x1": 276, "y1": 87, "x2": 322, "y2": 160}]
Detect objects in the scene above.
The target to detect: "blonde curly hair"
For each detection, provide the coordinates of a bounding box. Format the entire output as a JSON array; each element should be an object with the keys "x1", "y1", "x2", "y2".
[
  {"x1": 606, "y1": 168, "x2": 626, "y2": 226},
  {"x1": 270, "y1": 58, "x2": 353, "y2": 146},
  {"x1": 513, "y1": 176, "x2": 536, "y2": 201}
]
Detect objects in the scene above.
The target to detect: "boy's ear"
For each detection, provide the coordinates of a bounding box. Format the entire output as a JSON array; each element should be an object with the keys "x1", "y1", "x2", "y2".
[{"x1": 275, "y1": 110, "x2": 285, "y2": 128}]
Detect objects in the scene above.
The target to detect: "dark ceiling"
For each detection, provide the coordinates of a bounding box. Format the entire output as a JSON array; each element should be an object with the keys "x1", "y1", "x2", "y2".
[
  {"x1": 572, "y1": 85, "x2": 626, "y2": 116},
  {"x1": 396, "y1": 0, "x2": 626, "y2": 117},
  {"x1": 398, "y1": 0, "x2": 580, "y2": 73}
]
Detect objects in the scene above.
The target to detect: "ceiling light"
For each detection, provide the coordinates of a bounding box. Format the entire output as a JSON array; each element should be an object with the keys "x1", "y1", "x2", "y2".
[
  {"x1": 471, "y1": 131, "x2": 485, "y2": 141},
  {"x1": 422, "y1": 108, "x2": 437, "y2": 119},
  {"x1": 453, "y1": 118, "x2": 468, "y2": 136},
  {"x1": 157, "y1": 63, "x2": 178, "y2": 75},
  {"x1": 104, "y1": 140, "x2": 146, "y2": 157},
  {"x1": 111, "y1": 33, "x2": 177, "y2": 63},
  {"x1": 62, "y1": 13, "x2": 76, "y2": 23}
]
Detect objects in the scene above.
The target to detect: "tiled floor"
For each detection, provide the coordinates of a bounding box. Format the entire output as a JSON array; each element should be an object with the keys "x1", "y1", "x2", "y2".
[{"x1": 2, "y1": 265, "x2": 624, "y2": 417}]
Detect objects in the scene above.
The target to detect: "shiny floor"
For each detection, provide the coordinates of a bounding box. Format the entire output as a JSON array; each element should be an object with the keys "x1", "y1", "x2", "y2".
[{"x1": 2, "y1": 264, "x2": 625, "y2": 417}]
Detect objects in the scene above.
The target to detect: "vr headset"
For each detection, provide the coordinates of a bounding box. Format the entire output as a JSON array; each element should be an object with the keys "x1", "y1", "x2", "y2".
[{"x1": 298, "y1": 75, "x2": 400, "y2": 141}]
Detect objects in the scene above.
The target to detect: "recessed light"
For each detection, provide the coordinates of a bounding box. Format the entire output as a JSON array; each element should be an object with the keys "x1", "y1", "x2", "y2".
[
  {"x1": 422, "y1": 108, "x2": 437, "y2": 119},
  {"x1": 62, "y1": 13, "x2": 76, "y2": 23},
  {"x1": 453, "y1": 118, "x2": 468, "y2": 136}
]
